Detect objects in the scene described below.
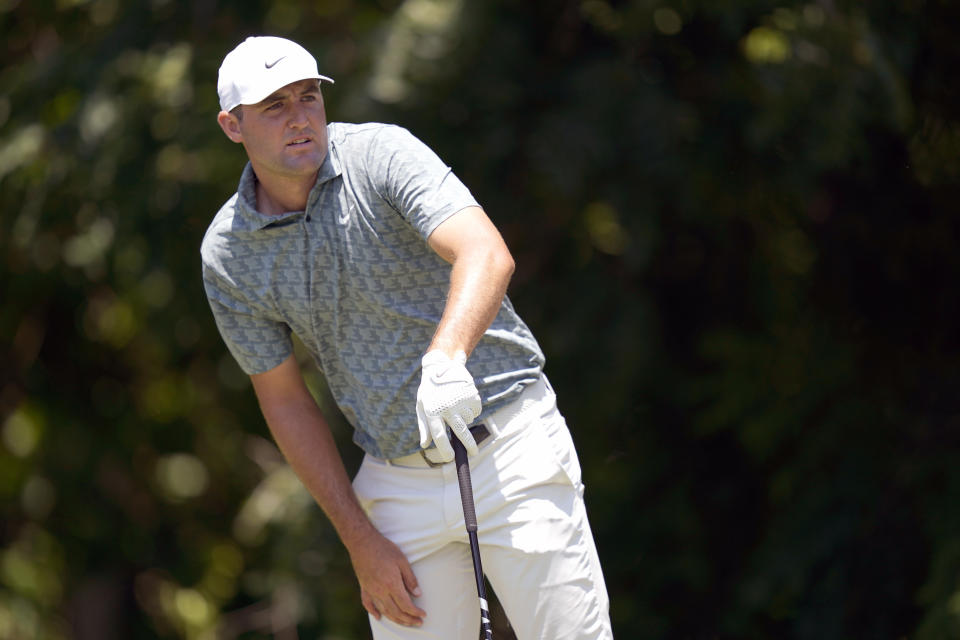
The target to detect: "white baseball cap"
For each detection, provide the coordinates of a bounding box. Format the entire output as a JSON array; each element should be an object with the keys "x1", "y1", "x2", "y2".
[{"x1": 217, "y1": 36, "x2": 334, "y2": 112}]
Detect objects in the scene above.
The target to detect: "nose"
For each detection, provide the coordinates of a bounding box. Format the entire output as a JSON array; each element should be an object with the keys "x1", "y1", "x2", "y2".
[{"x1": 288, "y1": 102, "x2": 309, "y2": 128}]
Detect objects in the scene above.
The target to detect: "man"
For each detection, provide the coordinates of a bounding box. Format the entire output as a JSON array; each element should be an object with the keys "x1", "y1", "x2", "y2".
[{"x1": 202, "y1": 36, "x2": 613, "y2": 639}]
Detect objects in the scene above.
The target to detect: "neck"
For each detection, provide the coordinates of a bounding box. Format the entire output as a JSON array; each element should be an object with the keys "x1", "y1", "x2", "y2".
[{"x1": 252, "y1": 170, "x2": 317, "y2": 215}]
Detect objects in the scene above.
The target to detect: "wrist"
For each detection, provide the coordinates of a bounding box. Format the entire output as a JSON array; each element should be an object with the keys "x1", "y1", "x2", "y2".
[
  {"x1": 341, "y1": 517, "x2": 382, "y2": 556},
  {"x1": 422, "y1": 349, "x2": 451, "y2": 367},
  {"x1": 422, "y1": 349, "x2": 468, "y2": 367}
]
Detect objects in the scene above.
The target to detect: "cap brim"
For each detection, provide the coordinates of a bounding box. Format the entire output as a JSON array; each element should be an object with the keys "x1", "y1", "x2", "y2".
[{"x1": 227, "y1": 74, "x2": 335, "y2": 112}]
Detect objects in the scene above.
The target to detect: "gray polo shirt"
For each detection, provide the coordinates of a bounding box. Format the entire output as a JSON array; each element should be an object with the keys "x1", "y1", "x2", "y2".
[{"x1": 201, "y1": 122, "x2": 545, "y2": 459}]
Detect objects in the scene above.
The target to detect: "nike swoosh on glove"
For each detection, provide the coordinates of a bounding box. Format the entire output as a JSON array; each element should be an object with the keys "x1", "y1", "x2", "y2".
[{"x1": 416, "y1": 349, "x2": 481, "y2": 463}]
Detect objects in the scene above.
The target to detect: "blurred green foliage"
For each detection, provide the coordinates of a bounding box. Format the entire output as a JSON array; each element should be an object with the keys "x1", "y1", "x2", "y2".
[{"x1": 1, "y1": 0, "x2": 959, "y2": 638}]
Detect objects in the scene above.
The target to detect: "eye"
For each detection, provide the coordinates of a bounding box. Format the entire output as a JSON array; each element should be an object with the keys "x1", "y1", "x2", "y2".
[{"x1": 266, "y1": 102, "x2": 283, "y2": 111}]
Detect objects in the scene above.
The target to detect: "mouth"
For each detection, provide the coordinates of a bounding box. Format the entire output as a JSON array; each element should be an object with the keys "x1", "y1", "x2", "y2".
[{"x1": 286, "y1": 137, "x2": 312, "y2": 147}]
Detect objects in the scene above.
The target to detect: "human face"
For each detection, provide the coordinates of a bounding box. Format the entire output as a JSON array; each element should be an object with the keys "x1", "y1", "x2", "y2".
[{"x1": 231, "y1": 78, "x2": 329, "y2": 182}]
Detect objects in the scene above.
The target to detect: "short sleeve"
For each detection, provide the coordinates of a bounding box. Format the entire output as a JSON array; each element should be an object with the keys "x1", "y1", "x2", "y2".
[
  {"x1": 369, "y1": 126, "x2": 479, "y2": 239},
  {"x1": 202, "y1": 269, "x2": 293, "y2": 375}
]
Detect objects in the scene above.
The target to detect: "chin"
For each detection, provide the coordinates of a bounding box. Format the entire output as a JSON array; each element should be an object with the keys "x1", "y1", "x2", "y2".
[{"x1": 286, "y1": 153, "x2": 326, "y2": 173}]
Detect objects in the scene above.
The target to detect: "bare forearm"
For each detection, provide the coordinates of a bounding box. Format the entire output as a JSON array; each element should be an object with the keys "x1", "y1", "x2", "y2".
[
  {"x1": 259, "y1": 396, "x2": 377, "y2": 553},
  {"x1": 428, "y1": 238, "x2": 515, "y2": 357},
  {"x1": 250, "y1": 356, "x2": 424, "y2": 626}
]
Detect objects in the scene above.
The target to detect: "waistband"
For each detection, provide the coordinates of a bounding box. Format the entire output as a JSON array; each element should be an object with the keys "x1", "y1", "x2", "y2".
[
  {"x1": 384, "y1": 424, "x2": 490, "y2": 468},
  {"x1": 378, "y1": 376, "x2": 552, "y2": 468}
]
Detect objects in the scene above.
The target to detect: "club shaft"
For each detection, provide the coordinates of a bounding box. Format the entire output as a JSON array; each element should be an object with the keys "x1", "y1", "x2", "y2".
[{"x1": 452, "y1": 437, "x2": 494, "y2": 639}]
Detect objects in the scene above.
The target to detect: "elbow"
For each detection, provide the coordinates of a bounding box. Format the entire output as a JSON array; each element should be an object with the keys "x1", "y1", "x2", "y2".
[{"x1": 495, "y1": 245, "x2": 516, "y2": 281}]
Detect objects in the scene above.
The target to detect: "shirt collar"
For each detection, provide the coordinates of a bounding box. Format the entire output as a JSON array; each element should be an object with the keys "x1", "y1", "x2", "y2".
[{"x1": 234, "y1": 140, "x2": 342, "y2": 230}]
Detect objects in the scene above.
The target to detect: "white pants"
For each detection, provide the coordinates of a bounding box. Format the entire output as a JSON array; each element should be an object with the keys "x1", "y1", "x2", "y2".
[{"x1": 352, "y1": 377, "x2": 613, "y2": 640}]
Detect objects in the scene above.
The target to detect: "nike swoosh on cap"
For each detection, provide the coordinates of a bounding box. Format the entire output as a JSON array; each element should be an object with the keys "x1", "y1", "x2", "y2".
[{"x1": 265, "y1": 56, "x2": 286, "y2": 69}]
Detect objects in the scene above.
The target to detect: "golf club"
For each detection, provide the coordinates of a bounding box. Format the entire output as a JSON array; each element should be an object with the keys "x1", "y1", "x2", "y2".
[{"x1": 451, "y1": 434, "x2": 494, "y2": 640}]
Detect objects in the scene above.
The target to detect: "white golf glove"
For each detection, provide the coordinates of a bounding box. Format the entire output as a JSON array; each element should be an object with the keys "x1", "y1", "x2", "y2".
[{"x1": 416, "y1": 349, "x2": 481, "y2": 463}]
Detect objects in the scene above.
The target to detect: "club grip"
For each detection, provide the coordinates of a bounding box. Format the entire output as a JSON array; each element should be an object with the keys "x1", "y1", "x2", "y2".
[{"x1": 452, "y1": 437, "x2": 478, "y2": 531}]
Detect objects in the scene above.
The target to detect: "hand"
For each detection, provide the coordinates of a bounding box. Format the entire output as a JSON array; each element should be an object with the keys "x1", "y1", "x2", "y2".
[
  {"x1": 416, "y1": 350, "x2": 481, "y2": 462},
  {"x1": 350, "y1": 529, "x2": 425, "y2": 626}
]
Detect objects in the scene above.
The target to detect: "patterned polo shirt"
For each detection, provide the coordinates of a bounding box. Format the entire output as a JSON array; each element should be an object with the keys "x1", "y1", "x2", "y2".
[{"x1": 201, "y1": 122, "x2": 545, "y2": 459}]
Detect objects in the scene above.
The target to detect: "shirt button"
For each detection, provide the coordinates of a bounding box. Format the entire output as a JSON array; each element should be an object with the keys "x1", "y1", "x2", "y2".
[{"x1": 305, "y1": 215, "x2": 312, "y2": 222}]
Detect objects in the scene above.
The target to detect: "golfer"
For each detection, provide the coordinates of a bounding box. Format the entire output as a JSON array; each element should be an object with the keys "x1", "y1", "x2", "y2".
[{"x1": 202, "y1": 36, "x2": 613, "y2": 639}]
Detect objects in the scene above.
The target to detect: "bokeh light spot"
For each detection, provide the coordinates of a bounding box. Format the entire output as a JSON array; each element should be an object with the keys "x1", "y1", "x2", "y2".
[
  {"x1": 653, "y1": 8, "x2": 683, "y2": 36},
  {"x1": 2, "y1": 408, "x2": 41, "y2": 458},
  {"x1": 585, "y1": 202, "x2": 628, "y2": 255},
  {"x1": 743, "y1": 26, "x2": 791, "y2": 64},
  {"x1": 156, "y1": 453, "x2": 209, "y2": 501}
]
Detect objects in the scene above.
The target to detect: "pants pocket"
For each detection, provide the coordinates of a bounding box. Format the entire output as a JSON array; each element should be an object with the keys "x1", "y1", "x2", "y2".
[
  {"x1": 351, "y1": 456, "x2": 376, "y2": 516},
  {"x1": 537, "y1": 404, "x2": 584, "y2": 494}
]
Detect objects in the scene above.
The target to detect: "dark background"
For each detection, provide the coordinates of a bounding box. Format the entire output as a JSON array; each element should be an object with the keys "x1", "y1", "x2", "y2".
[{"x1": 2, "y1": 0, "x2": 959, "y2": 638}]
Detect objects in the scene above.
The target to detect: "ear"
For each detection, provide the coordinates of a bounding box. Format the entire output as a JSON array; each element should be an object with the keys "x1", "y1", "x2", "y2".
[{"x1": 217, "y1": 110, "x2": 244, "y2": 143}]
